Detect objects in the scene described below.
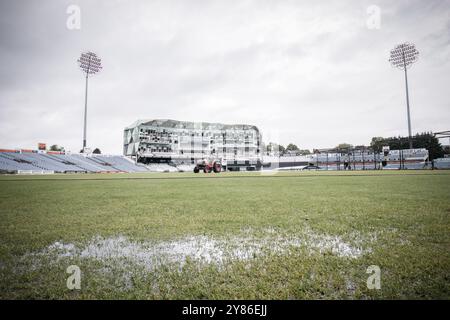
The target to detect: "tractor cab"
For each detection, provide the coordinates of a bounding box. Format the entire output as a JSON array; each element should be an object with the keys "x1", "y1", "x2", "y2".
[{"x1": 193, "y1": 158, "x2": 222, "y2": 173}]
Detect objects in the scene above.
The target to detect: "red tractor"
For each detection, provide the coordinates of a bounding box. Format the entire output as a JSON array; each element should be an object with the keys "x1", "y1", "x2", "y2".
[{"x1": 193, "y1": 159, "x2": 222, "y2": 173}]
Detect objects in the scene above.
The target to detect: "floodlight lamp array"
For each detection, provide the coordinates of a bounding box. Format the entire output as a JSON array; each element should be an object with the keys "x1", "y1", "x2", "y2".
[
  {"x1": 78, "y1": 52, "x2": 102, "y2": 75},
  {"x1": 389, "y1": 43, "x2": 419, "y2": 69}
]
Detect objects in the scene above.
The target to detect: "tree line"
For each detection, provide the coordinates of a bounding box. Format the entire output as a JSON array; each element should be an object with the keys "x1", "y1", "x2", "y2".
[
  {"x1": 370, "y1": 132, "x2": 445, "y2": 160},
  {"x1": 265, "y1": 132, "x2": 448, "y2": 160}
]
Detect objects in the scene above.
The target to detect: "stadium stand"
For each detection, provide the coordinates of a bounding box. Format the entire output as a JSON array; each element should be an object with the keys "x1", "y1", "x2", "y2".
[
  {"x1": 46, "y1": 154, "x2": 104, "y2": 172},
  {"x1": 0, "y1": 147, "x2": 439, "y2": 174},
  {"x1": 0, "y1": 150, "x2": 150, "y2": 174},
  {"x1": 124, "y1": 119, "x2": 262, "y2": 171},
  {"x1": 434, "y1": 157, "x2": 450, "y2": 169},
  {"x1": 92, "y1": 155, "x2": 150, "y2": 172},
  {"x1": 71, "y1": 154, "x2": 121, "y2": 172},
  {"x1": 263, "y1": 148, "x2": 430, "y2": 171},
  {"x1": 0, "y1": 152, "x2": 60, "y2": 173}
]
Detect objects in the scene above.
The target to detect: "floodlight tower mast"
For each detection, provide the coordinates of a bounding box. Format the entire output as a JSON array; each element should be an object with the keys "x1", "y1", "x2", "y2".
[
  {"x1": 77, "y1": 52, "x2": 102, "y2": 150},
  {"x1": 388, "y1": 43, "x2": 419, "y2": 149}
]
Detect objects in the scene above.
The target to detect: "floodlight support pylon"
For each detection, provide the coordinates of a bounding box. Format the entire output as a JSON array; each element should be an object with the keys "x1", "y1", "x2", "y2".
[
  {"x1": 402, "y1": 48, "x2": 413, "y2": 149},
  {"x1": 78, "y1": 52, "x2": 101, "y2": 151},
  {"x1": 389, "y1": 43, "x2": 419, "y2": 150},
  {"x1": 83, "y1": 71, "x2": 89, "y2": 149}
]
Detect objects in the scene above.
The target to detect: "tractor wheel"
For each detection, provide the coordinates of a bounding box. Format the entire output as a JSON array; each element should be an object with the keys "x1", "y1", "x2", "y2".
[
  {"x1": 193, "y1": 166, "x2": 199, "y2": 173},
  {"x1": 213, "y1": 162, "x2": 222, "y2": 173}
]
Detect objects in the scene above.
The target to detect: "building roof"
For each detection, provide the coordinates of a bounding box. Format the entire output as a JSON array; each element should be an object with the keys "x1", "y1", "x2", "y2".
[{"x1": 125, "y1": 119, "x2": 260, "y2": 132}]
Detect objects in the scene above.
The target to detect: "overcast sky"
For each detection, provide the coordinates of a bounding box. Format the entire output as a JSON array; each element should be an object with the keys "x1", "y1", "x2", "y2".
[{"x1": 0, "y1": 0, "x2": 449, "y2": 154}]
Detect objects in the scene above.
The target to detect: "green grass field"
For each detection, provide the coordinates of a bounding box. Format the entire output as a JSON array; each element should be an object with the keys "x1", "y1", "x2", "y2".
[{"x1": 0, "y1": 171, "x2": 449, "y2": 299}]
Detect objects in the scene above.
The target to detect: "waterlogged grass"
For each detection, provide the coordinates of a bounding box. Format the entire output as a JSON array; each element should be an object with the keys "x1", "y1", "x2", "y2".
[{"x1": 0, "y1": 170, "x2": 449, "y2": 299}]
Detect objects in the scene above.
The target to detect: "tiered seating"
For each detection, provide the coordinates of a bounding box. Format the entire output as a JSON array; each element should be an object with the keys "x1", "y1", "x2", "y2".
[
  {"x1": 14, "y1": 152, "x2": 81, "y2": 172},
  {"x1": 39, "y1": 154, "x2": 87, "y2": 172},
  {"x1": 78, "y1": 155, "x2": 121, "y2": 172},
  {"x1": 0, "y1": 152, "x2": 154, "y2": 174},
  {"x1": 93, "y1": 155, "x2": 149, "y2": 172},
  {"x1": 68, "y1": 154, "x2": 117, "y2": 172},
  {"x1": 45, "y1": 154, "x2": 102, "y2": 172},
  {"x1": 0, "y1": 153, "x2": 44, "y2": 171},
  {"x1": 0, "y1": 155, "x2": 30, "y2": 172}
]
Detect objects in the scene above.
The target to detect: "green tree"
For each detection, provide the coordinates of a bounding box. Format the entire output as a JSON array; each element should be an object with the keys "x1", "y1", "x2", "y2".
[
  {"x1": 443, "y1": 145, "x2": 450, "y2": 155},
  {"x1": 370, "y1": 132, "x2": 444, "y2": 160},
  {"x1": 49, "y1": 144, "x2": 64, "y2": 152},
  {"x1": 93, "y1": 148, "x2": 101, "y2": 154},
  {"x1": 285, "y1": 144, "x2": 310, "y2": 155},
  {"x1": 266, "y1": 142, "x2": 285, "y2": 155},
  {"x1": 265, "y1": 142, "x2": 274, "y2": 153},
  {"x1": 370, "y1": 137, "x2": 386, "y2": 153},
  {"x1": 336, "y1": 143, "x2": 353, "y2": 151}
]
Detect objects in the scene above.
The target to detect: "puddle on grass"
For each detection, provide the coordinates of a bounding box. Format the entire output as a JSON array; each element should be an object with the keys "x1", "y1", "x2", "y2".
[{"x1": 31, "y1": 228, "x2": 371, "y2": 272}]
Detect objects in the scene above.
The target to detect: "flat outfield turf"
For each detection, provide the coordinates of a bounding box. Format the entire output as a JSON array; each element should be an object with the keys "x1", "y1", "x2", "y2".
[{"x1": 0, "y1": 171, "x2": 449, "y2": 299}]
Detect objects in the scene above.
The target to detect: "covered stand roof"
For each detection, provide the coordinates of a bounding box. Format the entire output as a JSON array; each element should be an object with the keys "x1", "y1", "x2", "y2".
[{"x1": 125, "y1": 119, "x2": 260, "y2": 132}]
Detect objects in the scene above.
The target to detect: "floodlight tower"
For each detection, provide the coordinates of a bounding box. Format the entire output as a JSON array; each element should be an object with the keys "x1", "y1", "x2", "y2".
[
  {"x1": 77, "y1": 52, "x2": 102, "y2": 150},
  {"x1": 388, "y1": 42, "x2": 419, "y2": 149}
]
